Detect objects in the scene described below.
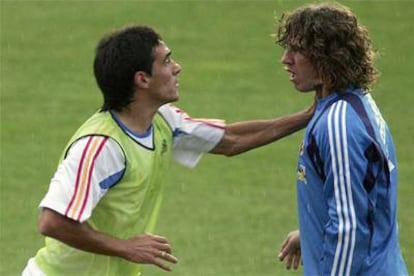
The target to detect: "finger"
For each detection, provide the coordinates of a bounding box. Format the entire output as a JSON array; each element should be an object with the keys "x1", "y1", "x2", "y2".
[
  {"x1": 154, "y1": 249, "x2": 178, "y2": 263},
  {"x1": 159, "y1": 251, "x2": 178, "y2": 264},
  {"x1": 293, "y1": 254, "x2": 301, "y2": 269},
  {"x1": 153, "y1": 241, "x2": 172, "y2": 254},
  {"x1": 278, "y1": 242, "x2": 290, "y2": 261},
  {"x1": 279, "y1": 237, "x2": 289, "y2": 252},
  {"x1": 285, "y1": 253, "x2": 293, "y2": 270},
  {"x1": 290, "y1": 254, "x2": 297, "y2": 270},
  {"x1": 150, "y1": 234, "x2": 169, "y2": 243},
  {"x1": 278, "y1": 249, "x2": 287, "y2": 261},
  {"x1": 152, "y1": 251, "x2": 178, "y2": 272},
  {"x1": 152, "y1": 257, "x2": 173, "y2": 272}
]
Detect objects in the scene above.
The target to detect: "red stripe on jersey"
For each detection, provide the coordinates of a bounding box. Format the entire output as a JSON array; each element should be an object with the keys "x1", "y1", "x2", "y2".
[
  {"x1": 184, "y1": 117, "x2": 226, "y2": 129},
  {"x1": 64, "y1": 136, "x2": 94, "y2": 217},
  {"x1": 76, "y1": 136, "x2": 108, "y2": 221}
]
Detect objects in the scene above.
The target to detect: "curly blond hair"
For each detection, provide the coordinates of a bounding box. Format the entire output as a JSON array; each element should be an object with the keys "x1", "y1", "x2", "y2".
[{"x1": 276, "y1": 2, "x2": 378, "y2": 92}]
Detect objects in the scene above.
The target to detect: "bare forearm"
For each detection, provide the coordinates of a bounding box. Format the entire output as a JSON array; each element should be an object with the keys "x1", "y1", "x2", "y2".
[
  {"x1": 39, "y1": 208, "x2": 125, "y2": 257},
  {"x1": 38, "y1": 208, "x2": 178, "y2": 271},
  {"x1": 211, "y1": 108, "x2": 313, "y2": 156},
  {"x1": 228, "y1": 110, "x2": 310, "y2": 136},
  {"x1": 230, "y1": 111, "x2": 309, "y2": 154}
]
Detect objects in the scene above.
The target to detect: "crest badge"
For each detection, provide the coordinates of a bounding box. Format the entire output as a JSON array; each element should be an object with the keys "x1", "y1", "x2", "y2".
[{"x1": 297, "y1": 164, "x2": 307, "y2": 184}]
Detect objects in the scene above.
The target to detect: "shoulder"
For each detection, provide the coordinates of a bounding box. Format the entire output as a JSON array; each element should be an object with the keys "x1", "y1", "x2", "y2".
[
  {"x1": 158, "y1": 103, "x2": 185, "y2": 116},
  {"x1": 311, "y1": 97, "x2": 367, "y2": 144},
  {"x1": 158, "y1": 104, "x2": 225, "y2": 131},
  {"x1": 66, "y1": 135, "x2": 125, "y2": 163},
  {"x1": 156, "y1": 104, "x2": 182, "y2": 132},
  {"x1": 157, "y1": 104, "x2": 185, "y2": 127},
  {"x1": 316, "y1": 98, "x2": 371, "y2": 150},
  {"x1": 323, "y1": 98, "x2": 364, "y2": 129}
]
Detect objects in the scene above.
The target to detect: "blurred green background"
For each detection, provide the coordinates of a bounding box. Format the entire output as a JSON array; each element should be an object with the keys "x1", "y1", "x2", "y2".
[{"x1": 1, "y1": 0, "x2": 413, "y2": 275}]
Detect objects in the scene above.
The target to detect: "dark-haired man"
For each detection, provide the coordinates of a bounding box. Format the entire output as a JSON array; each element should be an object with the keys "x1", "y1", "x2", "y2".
[{"x1": 22, "y1": 25, "x2": 314, "y2": 275}]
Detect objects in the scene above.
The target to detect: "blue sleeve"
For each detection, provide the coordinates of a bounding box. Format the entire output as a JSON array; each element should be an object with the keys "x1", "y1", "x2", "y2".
[{"x1": 319, "y1": 100, "x2": 375, "y2": 275}]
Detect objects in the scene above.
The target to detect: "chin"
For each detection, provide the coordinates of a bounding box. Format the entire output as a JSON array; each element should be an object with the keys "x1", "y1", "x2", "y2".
[
  {"x1": 168, "y1": 95, "x2": 179, "y2": 103},
  {"x1": 172, "y1": 93, "x2": 179, "y2": 102},
  {"x1": 295, "y1": 86, "x2": 315, "y2": 93}
]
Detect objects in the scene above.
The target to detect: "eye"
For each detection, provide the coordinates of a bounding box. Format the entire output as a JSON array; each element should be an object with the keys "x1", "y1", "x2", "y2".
[
  {"x1": 164, "y1": 56, "x2": 172, "y2": 64},
  {"x1": 287, "y1": 46, "x2": 298, "y2": 53}
]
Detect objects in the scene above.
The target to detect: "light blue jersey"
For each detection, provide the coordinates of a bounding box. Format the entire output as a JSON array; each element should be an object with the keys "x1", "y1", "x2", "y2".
[{"x1": 297, "y1": 88, "x2": 408, "y2": 275}]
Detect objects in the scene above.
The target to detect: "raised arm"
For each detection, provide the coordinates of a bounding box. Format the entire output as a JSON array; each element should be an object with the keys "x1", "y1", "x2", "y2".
[{"x1": 210, "y1": 105, "x2": 314, "y2": 156}]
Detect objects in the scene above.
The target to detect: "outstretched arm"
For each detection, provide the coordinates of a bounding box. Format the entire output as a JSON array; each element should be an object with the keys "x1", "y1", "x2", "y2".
[
  {"x1": 39, "y1": 208, "x2": 178, "y2": 271},
  {"x1": 211, "y1": 105, "x2": 314, "y2": 156}
]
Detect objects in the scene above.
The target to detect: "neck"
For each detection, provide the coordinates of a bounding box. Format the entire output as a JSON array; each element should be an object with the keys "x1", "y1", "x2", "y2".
[
  {"x1": 115, "y1": 101, "x2": 159, "y2": 135},
  {"x1": 316, "y1": 85, "x2": 330, "y2": 99}
]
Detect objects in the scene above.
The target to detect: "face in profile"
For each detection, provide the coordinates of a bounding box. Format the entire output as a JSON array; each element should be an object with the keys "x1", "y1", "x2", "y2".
[
  {"x1": 281, "y1": 49, "x2": 322, "y2": 94},
  {"x1": 146, "y1": 41, "x2": 182, "y2": 105}
]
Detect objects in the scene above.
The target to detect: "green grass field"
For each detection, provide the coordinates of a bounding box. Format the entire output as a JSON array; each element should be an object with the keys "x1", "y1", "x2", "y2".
[{"x1": 1, "y1": 1, "x2": 413, "y2": 275}]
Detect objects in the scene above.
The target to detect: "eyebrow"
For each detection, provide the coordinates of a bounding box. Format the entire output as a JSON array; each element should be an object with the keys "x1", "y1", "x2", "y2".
[{"x1": 163, "y1": 51, "x2": 172, "y2": 62}]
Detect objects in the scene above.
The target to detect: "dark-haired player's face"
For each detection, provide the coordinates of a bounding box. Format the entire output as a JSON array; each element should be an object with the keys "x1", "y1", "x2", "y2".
[
  {"x1": 147, "y1": 41, "x2": 182, "y2": 104},
  {"x1": 281, "y1": 49, "x2": 322, "y2": 94}
]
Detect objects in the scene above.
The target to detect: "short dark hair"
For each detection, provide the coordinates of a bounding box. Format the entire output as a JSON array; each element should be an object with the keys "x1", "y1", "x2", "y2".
[
  {"x1": 93, "y1": 25, "x2": 162, "y2": 111},
  {"x1": 276, "y1": 3, "x2": 378, "y2": 92}
]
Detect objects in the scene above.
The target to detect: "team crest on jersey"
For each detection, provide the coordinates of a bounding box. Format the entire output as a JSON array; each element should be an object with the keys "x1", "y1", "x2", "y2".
[
  {"x1": 297, "y1": 164, "x2": 307, "y2": 184},
  {"x1": 299, "y1": 141, "x2": 304, "y2": 156}
]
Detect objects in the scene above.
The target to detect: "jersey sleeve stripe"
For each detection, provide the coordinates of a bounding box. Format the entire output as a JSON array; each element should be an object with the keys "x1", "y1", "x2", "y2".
[
  {"x1": 76, "y1": 136, "x2": 108, "y2": 221},
  {"x1": 64, "y1": 136, "x2": 94, "y2": 217},
  {"x1": 64, "y1": 136, "x2": 108, "y2": 220},
  {"x1": 328, "y1": 102, "x2": 345, "y2": 275},
  {"x1": 69, "y1": 136, "x2": 102, "y2": 218},
  {"x1": 343, "y1": 104, "x2": 357, "y2": 276},
  {"x1": 328, "y1": 101, "x2": 356, "y2": 276},
  {"x1": 184, "y1": 117, "x2": 226, "y2": 129}
]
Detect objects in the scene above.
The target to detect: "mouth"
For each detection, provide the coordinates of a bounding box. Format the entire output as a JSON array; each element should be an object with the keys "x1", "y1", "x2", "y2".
[{"x1": 285, "y1": 67, "x2": 296, "y2": 81}]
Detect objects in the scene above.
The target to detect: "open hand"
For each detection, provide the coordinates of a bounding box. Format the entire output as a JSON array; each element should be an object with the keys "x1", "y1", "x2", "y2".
[
  {"x1": 278, "y1": 230, "x2": 301, "y2": 270},
  {"x1": 123, "y1": 233, "x2": 178, "y2": 271}
]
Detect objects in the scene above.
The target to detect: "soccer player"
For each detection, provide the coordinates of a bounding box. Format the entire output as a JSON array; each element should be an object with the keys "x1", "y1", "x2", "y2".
[
  {"x1": 22, "y1": 25, "x2": 314, "y2": 275},
  {"x1": 275, "y1": 3, "x2": 408, "y2": 275}
]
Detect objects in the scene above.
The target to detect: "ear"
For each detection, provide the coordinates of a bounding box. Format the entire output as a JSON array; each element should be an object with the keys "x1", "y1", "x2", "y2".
[{"x1": 134, "y1": 71, "x2": 150, "y2": 89}]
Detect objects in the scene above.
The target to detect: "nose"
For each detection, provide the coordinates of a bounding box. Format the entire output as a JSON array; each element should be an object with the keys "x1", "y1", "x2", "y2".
[
  {"x1": 174, "y1": 60, "x2": 182, "y2": 75},
  {"x1": 281, "y1": 49, "x2": 293, "y2": 65}
]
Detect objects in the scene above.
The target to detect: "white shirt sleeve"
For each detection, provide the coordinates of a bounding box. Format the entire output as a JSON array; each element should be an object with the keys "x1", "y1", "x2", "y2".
[
  {"x1": 158, "y1": 104, "x2": 225, "y2": 168},
  {"x1": 39, "y1": 135, "x2": 126, "y2": 222}
]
